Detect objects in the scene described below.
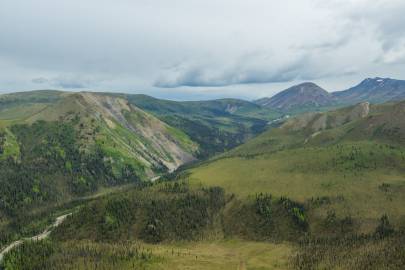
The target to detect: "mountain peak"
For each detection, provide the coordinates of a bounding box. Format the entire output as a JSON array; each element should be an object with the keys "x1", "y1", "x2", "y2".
[
  {"x1": 296, "y1": 82, "x2": 321, "y2": 87},
  {"x1": 255, "y1": 82, "x2": 334, "y2": 112},
  {"x1": 362, "y1": 77, "x2": 390, "y2": 84}
]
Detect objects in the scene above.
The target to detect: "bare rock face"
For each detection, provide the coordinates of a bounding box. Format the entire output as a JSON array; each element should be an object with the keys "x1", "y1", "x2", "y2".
[{"x1": 352, "y1": 102, "x2": 370, "y2": 118}]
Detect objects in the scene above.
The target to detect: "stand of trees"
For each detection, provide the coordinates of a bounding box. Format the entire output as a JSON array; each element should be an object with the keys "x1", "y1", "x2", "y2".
[
  {"x1": 2, "y1": 239, "x2": 154, "y2": 270},
  {"x1": 0, "y1": 120, "x2": 142, "y2": 218}
]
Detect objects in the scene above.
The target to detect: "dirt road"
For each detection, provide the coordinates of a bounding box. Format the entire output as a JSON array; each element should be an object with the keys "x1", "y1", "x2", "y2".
[{"x1": 0, "y1": 213, "x2": 71, "y2": 263}]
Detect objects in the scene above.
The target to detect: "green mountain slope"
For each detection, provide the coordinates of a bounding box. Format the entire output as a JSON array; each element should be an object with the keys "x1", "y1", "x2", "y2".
[
  {"x1": 0, "y1": 91, "x2": 200, "y2": 240},
  {"x1": 188, "y1": 101, "x2": 405, "y2": 232},
  {"x1": 27, "y1": 92, "x2": 198, "y2": 173},
  {"x1": 0, "y1": 90, "x2": 282, "y2": 248}
]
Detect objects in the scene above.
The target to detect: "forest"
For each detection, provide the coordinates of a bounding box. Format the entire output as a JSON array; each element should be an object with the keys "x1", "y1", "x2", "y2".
[
  {"x1": 0, "y1": 119, "x2": 143, "y2": 251},
  {"x1": 2, "y1": 178, "x2": 405, "y2": 269}
]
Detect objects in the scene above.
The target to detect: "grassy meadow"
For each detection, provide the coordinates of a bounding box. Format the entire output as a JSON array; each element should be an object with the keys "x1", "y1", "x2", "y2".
[
  {"x1": 2, "y1": 239, "x2": 292, "y2": 270},
  {"x1": 185, "y1": 102, "x2": 405, "y2": 234},
  {"x1": 189, "y1": 141, "x2": 405, "y2": 232}
]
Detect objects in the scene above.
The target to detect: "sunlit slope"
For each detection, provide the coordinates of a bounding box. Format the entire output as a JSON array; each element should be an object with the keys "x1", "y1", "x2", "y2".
[
  {"x1": 189, "y1": 101, "x2": 405, "y2": 229},
  {"x1": 24, "y1": 92, "x2": 198, "y2": 176},
  {"x1": 0, "y1": 90, "x2": 66, "y2": 127},
  {"x1": 0, "y1": 92, "x2": 198, "y2": 222},
  {"x1": 2, "y1": 238, "x2": 291, "y2": 270}
]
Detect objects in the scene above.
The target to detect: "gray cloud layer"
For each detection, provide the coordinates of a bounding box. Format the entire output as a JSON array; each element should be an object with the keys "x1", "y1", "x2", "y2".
[{"x1": 1, "y1": 0, "x2": 405, "y2": 99}]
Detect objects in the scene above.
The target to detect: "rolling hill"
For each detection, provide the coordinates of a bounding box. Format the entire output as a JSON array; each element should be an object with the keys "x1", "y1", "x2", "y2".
[{"x1": 188, "y1": 100, "x2": 405, "y2": 233}]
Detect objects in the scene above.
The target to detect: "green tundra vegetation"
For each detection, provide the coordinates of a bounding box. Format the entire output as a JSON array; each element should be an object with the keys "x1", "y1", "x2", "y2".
[
  {"x1": 2, "y1": 238, "x2": 292, "y2": 270},
  {"x1": 189, "y1": 101, "x2": 405, "y2": 232}
]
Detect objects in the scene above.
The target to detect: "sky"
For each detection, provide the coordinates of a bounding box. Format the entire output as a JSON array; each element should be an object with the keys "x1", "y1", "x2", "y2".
[{"x1": 1, "y1": 0, "x2": 405, "y2": 100}]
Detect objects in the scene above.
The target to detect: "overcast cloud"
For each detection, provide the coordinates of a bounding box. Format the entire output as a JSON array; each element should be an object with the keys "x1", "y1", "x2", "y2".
[{"x1": 1, "y1": 0, "x2": 405, "y2": 100}]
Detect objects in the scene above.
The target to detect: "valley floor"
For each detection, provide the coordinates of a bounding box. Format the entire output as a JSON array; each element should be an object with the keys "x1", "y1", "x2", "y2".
[
  {"x1": 143, "y1": 240, "x2": 291, "y2": 270},
  {"x1": 2, "y1": 239, "x2": 292, "y2": 270}
]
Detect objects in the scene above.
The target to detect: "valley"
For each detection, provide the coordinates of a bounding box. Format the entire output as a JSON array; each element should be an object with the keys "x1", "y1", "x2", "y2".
[
  {"x1": 1, "y1": 78, "x2": 405, "y2": 269},
  {"x1": 4, "y1": 1, "x2": 405, "y2": 268}
]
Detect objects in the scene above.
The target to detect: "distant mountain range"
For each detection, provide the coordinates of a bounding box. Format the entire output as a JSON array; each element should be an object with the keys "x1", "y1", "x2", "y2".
[
  {"x1": 255, "y1": 77, "x2": 405, "y2": 113},
  {"x1": 333, "y1": 77, "x2": 405, "y2": 104}
]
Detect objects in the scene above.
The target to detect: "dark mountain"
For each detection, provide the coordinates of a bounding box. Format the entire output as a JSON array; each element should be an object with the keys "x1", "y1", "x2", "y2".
[
  {"x1": 255, "y1": 82, "x2": 335, "y2": 113},
  {"x1": 333, "y1": 77, "x2": 405, "y2": 104}
]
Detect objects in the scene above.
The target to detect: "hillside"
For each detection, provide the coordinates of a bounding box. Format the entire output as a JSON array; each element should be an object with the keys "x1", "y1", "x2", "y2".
[
  {"x1": 27, "y1": 92, "x2": 197, "y2": 172},
  {"x1": 0, "y1": 91, "x2": 203, "y2": 247},
  {"x1": 1, "y1": 92, "x2": 198, "y2": 175},
  {"x1": 255, "y1": 82, "x2": 336, "y2": 113},
  {"x1": 0, "y1": 90, "x2": 282, "y2": 251},
  {"x1": 188, "y1": 100, "x2": 405, "y2": 233}
]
